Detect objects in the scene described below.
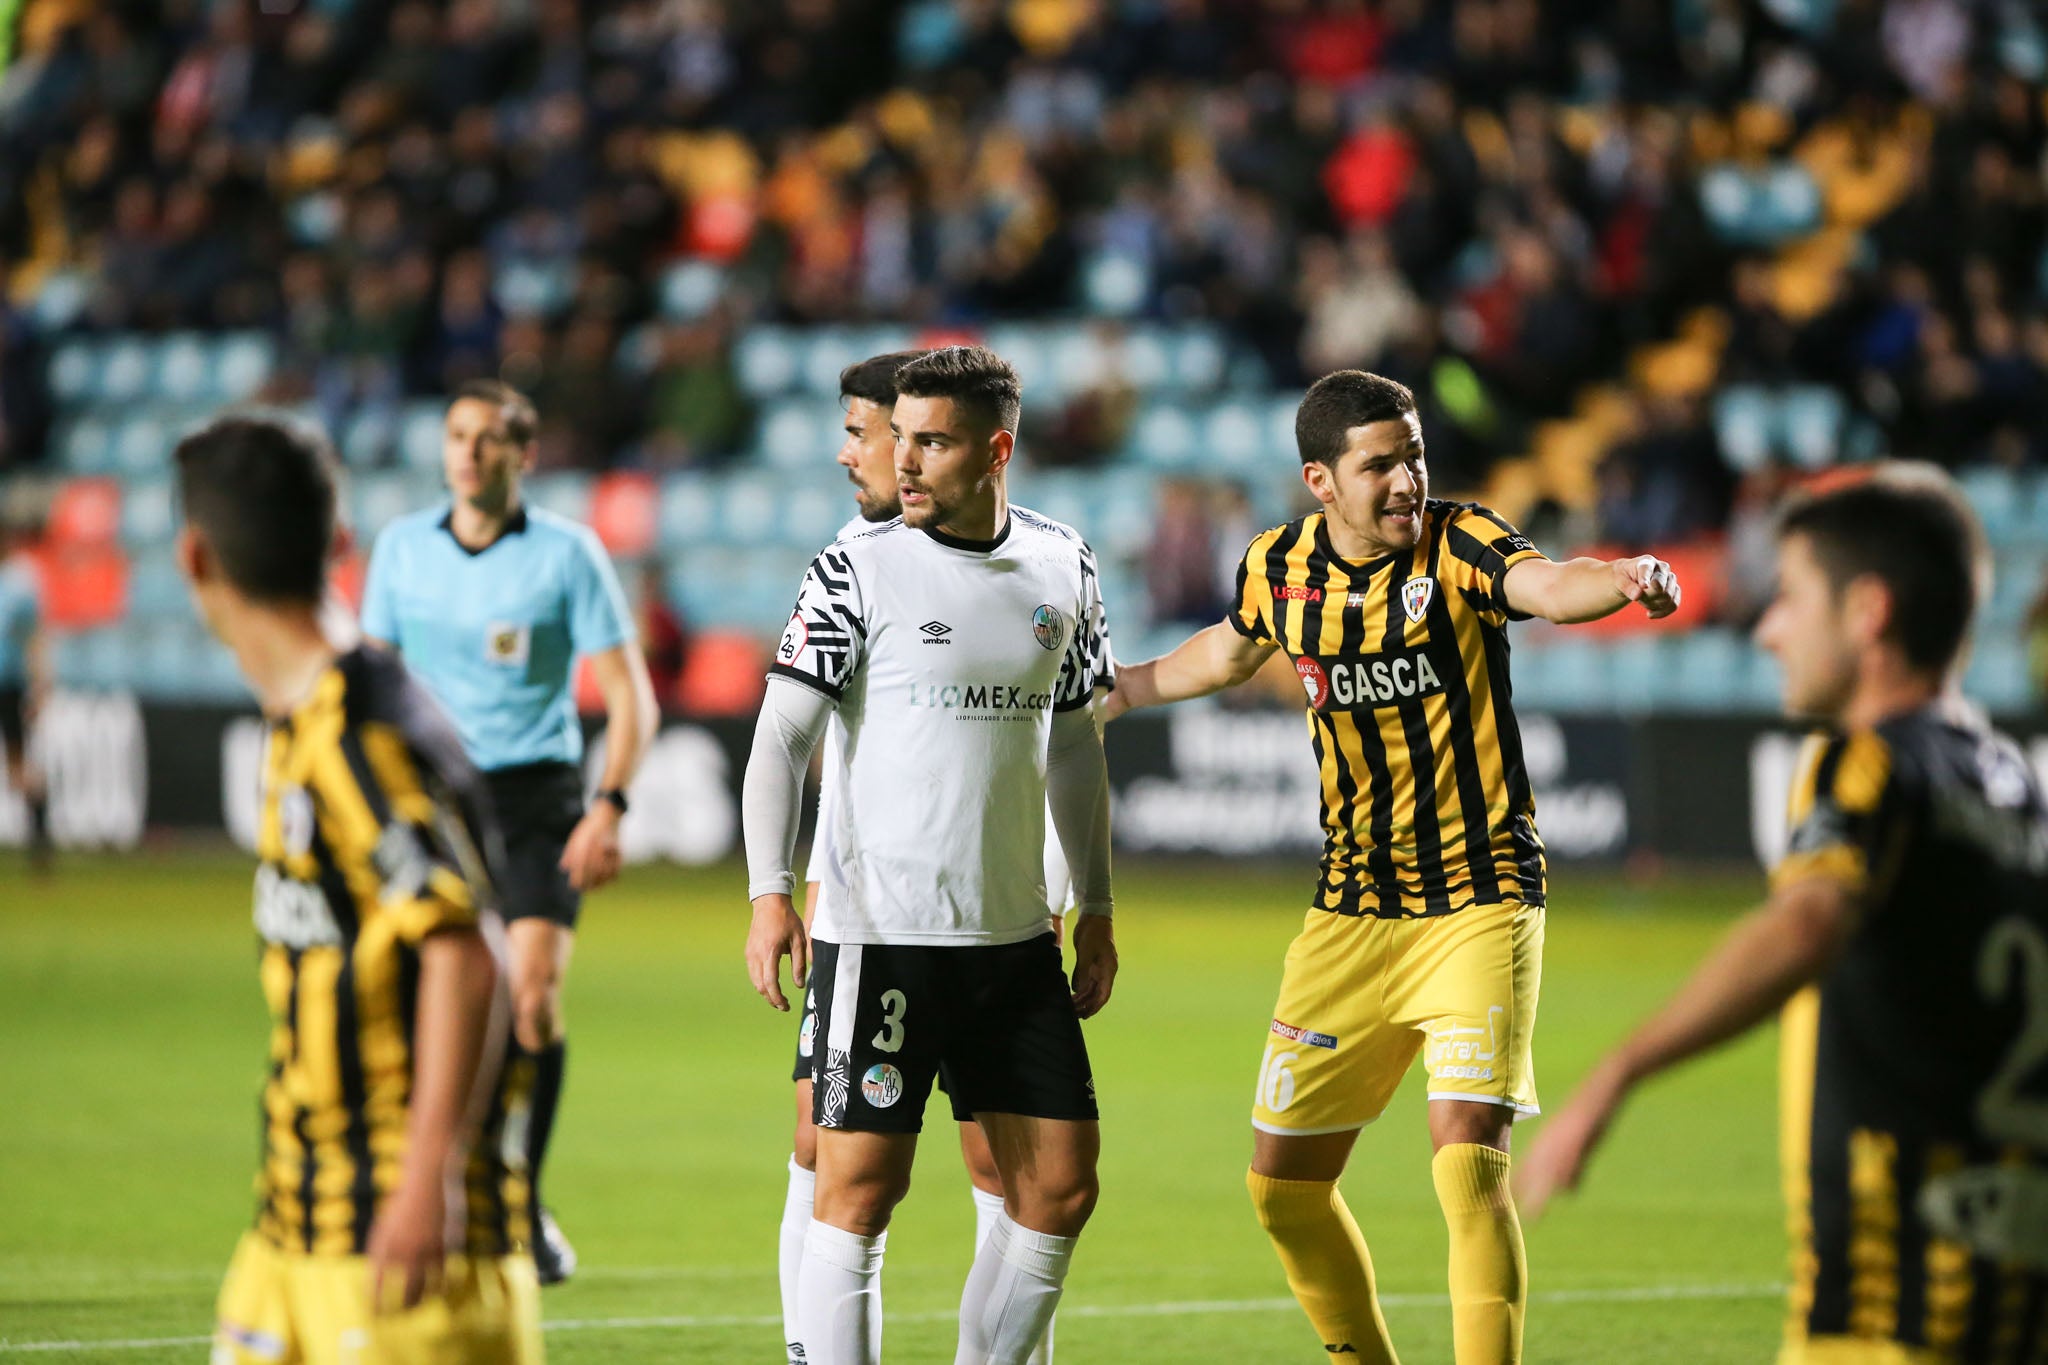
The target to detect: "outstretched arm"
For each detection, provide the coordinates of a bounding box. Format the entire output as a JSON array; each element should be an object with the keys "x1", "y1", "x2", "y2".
[
  {"x1": 1046, "y1": 705, "x2": 1116, "y2": 1016},
  {"x1": 743, "y1": 678, "x2": 834, "y2": 1010},
  {"x1": 1515, "y1": 877, "x2": 1858, "y2": 1217},
  {"x1": 1500, "y1": 554, "x2": 1681, "y2": 625},
  {"x1": 560, "y1": 642, "x2": 661, "y2": 892},
  {"x1": 1106, "y1": 622, "x2": 1276, "y2": 718}
]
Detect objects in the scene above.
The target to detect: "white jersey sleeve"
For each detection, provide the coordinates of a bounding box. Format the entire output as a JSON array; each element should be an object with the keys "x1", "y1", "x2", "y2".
[
  {"x1": 1053, "y1": 540, "x2": 1114, "y2": 711},
  {"x1": 771, "y1": 544, "x2": 868, "y2": 701}
]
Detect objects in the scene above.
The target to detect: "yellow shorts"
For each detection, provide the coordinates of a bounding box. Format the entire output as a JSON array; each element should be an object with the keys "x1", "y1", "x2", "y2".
[
  {"x1": 213, "y1": 1231, "x2": 544, "y2": 1365},
  {"x1": 1251, "y1": 901, "x2": 1543, "y2": 1136}
]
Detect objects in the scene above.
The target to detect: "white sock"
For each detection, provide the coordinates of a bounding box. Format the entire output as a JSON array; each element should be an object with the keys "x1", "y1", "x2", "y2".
[
  {"x1": 967, "y1": 1189, "x2": 1054, "y2": 1365},
  {"x1": 954, "y1": 1213, "x2": 1076, "y2": 1365},
  {"x1": 780, "y1": 1158, "x2": 816, "y2": 1362},
  {"x1": 970, "y1": 1185, "x2": 1006, "y2": 1251},
  {"x1": 800, "y1": 1220, "x2": 886, "y2": 1365}
]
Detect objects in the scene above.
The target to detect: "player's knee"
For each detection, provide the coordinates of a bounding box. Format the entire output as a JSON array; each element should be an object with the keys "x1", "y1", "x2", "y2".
[
  {"x1": 1429, "y1": 1100, "x2": 1512, "y2": 1153},
  {"x1": 819, "y1": 1169, "x2": 911, "y2": 1236},
  {"x1": 792, "y1": 1118, "x2": 818, "y2": 1171},
  {"x1": 1247, "y1": 1168, "x2": 1336, "y2": 1233},
  {"x1": 1017, "y1": 1169, "x2": 1097, "y2": 1236}
]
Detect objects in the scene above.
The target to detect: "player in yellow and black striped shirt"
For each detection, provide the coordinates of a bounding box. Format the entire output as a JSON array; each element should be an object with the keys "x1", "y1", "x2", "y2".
[
  {"x1": 1110, "y1": 371, "x2": 1680, "y2": 1365},
  {"x1": 1522, "y1": 472, "x2": 2048, "y2": 1365},
  {"x1": 173, "y1": 416, "x2": 543, "y2": 1364}
]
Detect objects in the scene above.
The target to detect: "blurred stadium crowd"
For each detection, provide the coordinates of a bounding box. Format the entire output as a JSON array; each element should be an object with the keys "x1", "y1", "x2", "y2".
[{"x1": 0, "y1": 0, "x2": 2045, "y2": 710}]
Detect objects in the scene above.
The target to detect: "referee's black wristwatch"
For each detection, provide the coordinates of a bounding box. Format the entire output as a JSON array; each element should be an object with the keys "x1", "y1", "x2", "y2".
[{"x1": 595, "y1": 787, "x2": 630, "y2": 816}]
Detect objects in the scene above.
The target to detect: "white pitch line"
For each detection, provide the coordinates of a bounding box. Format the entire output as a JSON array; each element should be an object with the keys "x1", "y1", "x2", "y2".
[{"x1": 0, "y1": 1281, "x2": 1785, "y2": 1353}]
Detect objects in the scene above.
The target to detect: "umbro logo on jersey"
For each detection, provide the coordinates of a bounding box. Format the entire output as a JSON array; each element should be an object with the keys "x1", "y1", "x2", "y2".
[{"x1": 920, "y1": 620, "x2": 953, "y2": 644}]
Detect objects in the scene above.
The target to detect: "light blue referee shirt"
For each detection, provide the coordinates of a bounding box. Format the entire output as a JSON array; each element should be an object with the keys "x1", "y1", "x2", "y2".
[
  {"x1": 361, "y1": 505, "x2": 632, "y2": 772},
  {"x1": 0, "y1": 557, "x2": 40, "y2": 688}
]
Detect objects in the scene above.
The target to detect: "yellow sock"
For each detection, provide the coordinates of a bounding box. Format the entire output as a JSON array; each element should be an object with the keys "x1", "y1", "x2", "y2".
[
  {"x1": 1431, "y1": 1143, "x2": 1527, "y2": 1365},
  {"x1": 1246, "y1": 1168, "x2": 1400, "y2": 1364}
]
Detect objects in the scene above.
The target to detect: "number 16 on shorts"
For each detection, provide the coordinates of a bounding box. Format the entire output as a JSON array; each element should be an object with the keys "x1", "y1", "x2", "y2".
[{"x1": 1257, "y1": 1043, "x2": 1299, "y2": 1115}]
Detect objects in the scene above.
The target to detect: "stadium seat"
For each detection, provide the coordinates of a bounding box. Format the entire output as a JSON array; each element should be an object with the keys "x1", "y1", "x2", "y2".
[
  {"x1": 57, "y1": 417, "x2": 115, "y2": 474},
  {"x1": 590, "y1": 472, "x2": 659, "y2": 557},
  {"x1": 154, "y1": 333, "x2": 212, "y2": 403},
  {"x1": 983, "y1": 327, "x2": 1051, "y2": 396},
  {"x1": 1170, "y1": 328, "x2": 1228, "y2": 393},
  {"x1": 1667, "y1": 629, "x2": 1747, "y2": 710},
  {"x1": 1049, "y1": 328, "x2": 1108, "y2": 404},
  {"x1": 674, "y1": 630, "x2": 769, "y2": 716},
  {"x1": 659, "y1": 260, "x2": 725, "y2": 321},
  {"x1": 1960, "y1": 466, "x2": 2021, "y2": 546},
  {"x1": 781, "y1": 484, "x2": 845, "y2": 550},
  {"x1": 1128, "y1": 405, "x2": 1199, "y2": 469},
  {"x1": 1204, "y1": 401, "x2": 1268, "y2": 472},
  {"x1": 756, "y1": 403, "x2": 825, "y2": 471},
  {"x1": 1113, "y1": 326, "x2": 1172, "y2": 391},
  {"x1": 801, "y1": 328, "x2": 860, "y2": 396},
  {"x1": 493, "y1": 261, "x2": 573, "y2": 317},
  {"x1": 718, "y1": 473, "x2": 782, "y2": 543},
  {"x1": 30, "y1": 269, "x2": 90, "y2": 332},
  {"x1": 100, "y1": 336, "x2": 153, "y2": 404},
  {"x1": 111, "y1": 414, "x2": 171, "y2": 478},
  {"x1": 658, "y1": 475, "x2": 718, "y2": 549},
  {"x1": 1965, "y1": 636, "x2": 2031, "y2": 715},
  {"x1": 39, "y1": 544, "x2": 129, "y2": 629},
  {"x1": 735, "y1": 328, "x2": 800, "y2": 398},
  {"x1": 120, "y1": 478, "x2": 177, "y2": 548},
  {"x1": 53, "y1": 626, "x2": 126, "y2": 692},
  {"x1": 125, "y1": 553, "x2": 190, "y2": 622},
  {"x1": 526, "y1": 472, "x2": 593, "y2": 524},
  {"x1": 214, "y1": 333, "x2": 277, "y2": 403},
  {"x1": 340, "y1": 407, "x2": 397, "y2": 468},
  {"x1": 48, "y1": 338, "x2": 102, "y2": 405},
  {"x1": 1712, "y1": 386, "x2": 1772, "y2": 472},
  {"x1": 397, "y1": 401, "x2": 445, "y2": 471},
  {"x1": 1778, "y1": 386, "x2": 1844, "y2": 468},
  {"x1": 1081, "y1": 250, "x2": 1149, "y2": 317},
  {"x1": 49, "y1": 479, "x2": 122, "y2": 548}
]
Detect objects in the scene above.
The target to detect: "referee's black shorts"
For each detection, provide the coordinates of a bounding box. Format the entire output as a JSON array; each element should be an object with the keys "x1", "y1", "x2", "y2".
[
  {"x1": 0, "y1": 686, "x2": 25, "y2": 759},
  {"x1": 482, "y1": 761, "x2": 586, "y2": 928}
]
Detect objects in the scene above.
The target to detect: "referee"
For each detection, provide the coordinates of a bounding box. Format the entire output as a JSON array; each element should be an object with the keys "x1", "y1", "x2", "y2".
[{"x1": 361, "y1": 379, "x2": 658, "y2": 1284}]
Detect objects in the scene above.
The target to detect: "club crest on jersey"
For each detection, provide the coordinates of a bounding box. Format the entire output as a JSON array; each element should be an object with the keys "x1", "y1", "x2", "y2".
[
  {"x1": 862, "y1": 1064, "x2": 904, "y2": 1109},
  {"x1": 1032, "y1": 604, "x2": 1066, "y2": 652},
  {"x1": 776, "y1": 612, "x2": 808, "y2": 665},
  {"x1": 483, "y1": 621, "x2": 530, "y2": 668},
  {"x1": 1400, "y1": 578, "x2": 1434, "y2": 623},
  {"x1": 1296, "y1": 657, "x2": 1330, "y2": 709}
]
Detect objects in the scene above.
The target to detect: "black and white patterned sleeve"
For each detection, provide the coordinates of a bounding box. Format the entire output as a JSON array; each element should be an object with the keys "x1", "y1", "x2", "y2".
[
  {"x1": 768, "y1": 545, "x2": 867, "y2": 702},
  {"x1": 1054, "y1": 539, "x2": 1114, "y2": 712}
]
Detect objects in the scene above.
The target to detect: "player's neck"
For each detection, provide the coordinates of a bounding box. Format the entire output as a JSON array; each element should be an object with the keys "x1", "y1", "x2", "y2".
[
  {"x1": 450, "y1": 494, "x2": 521, "y2": 550},
  {"x1": 932, "y1": 484, "x2": 1009, "y2": 545},
  {"x1": 1838, "y1": 656, "x2": 1943, "y2": 732},
  {"x1": 224, "y1": 603, "x2": 342, "y2": 719},
  {"x1": 1321, "y1": 510, "x2": 1398, "y2": 564}
]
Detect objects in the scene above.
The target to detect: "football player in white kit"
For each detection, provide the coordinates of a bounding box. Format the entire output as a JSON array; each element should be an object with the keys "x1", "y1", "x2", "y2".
[
  {"x1": 773, "y1": 349, "x2": 1080, "y2": 1365},
  {"x1": 745, "y1": 346, "x2": 1118, "y2": 1365}
]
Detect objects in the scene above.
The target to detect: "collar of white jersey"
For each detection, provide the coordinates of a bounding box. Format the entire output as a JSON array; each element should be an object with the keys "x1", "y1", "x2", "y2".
[{"x1": 919, "y1": 517, "x2": 1012, "y2": 555}]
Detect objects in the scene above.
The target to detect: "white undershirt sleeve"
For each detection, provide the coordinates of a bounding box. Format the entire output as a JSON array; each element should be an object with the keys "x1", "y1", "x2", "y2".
[
  {"x1": 806, "y1": 737, "x2": 839, "y2": 888},
  {"x1": 1044, "y1": 705, "x2": 1112, "y2": 920},
  {"x1": 744, "y1": 677, "x2": 835, "y2": 901}
]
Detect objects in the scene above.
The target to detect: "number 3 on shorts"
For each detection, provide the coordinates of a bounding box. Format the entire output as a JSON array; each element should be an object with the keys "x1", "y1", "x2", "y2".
[
  {"x1": 1257, "y1": 1044, "x2": 1298, "y2": 1113},
  {"x1": 872, "y1": 989, "x2": 907, "y2": 1053}
]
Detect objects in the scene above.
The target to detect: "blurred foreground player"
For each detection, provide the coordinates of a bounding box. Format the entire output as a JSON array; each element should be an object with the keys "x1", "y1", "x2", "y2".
[
  {"x1": 1519, "y1": 473, "x2": 2048, "y2": 1364},
  {"x1": 775, "y1": 350, "x2": 1072, "y2": 1365},
  {"x1": 1108, "y1": 371, "x2": 1680, "y2": 1364},
  {"x1": 0, "y1": 510, "x2": 51, "y2": 871},
  {"x1": 362, "y1": 380, "x2": 659, "y2": 1283},
  {"x1": 745, "y1": 347, "x2": 1117, "y2": 1365},
  {"x1": 177, "y1": 417, "x2": 541, "y2": 1364}
]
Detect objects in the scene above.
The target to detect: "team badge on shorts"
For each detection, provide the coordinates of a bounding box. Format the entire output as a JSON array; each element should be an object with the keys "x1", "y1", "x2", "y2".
[
  {"x1": 861, "y1": 1064, "x2": 905, "y2": 1109},
  {"x1": 1032, "y1": 604, "x2": 1066, "y2": 652},
  {"x1": 798, "y1": 1010, "x2": 817, "y2": 1060},
  {"x1": 1401, "y1": 578, "x2": 1434, "y2": 622}
]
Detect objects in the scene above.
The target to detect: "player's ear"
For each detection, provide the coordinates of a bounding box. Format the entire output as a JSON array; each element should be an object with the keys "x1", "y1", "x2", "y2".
[
  {"x1": 174, "y1": 524, "x2": 210, "y2": 587},
  {"x1": 1841, "y1": 573, "x2": 1893, "y2": 651},
  {"x1": 1301, "y1": 459, "x2": 1335, "y2": 507},
  {"x1": 988, "y1": 428, "x2": 1015, "y2": 475}
]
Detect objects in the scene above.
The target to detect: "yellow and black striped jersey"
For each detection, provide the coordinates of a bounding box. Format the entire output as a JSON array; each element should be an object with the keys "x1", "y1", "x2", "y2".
[
  {"x1": 249, "y1": 646, "x2": 529, "y2": 1258},
  {"x1": 1229, "y1": 501, "x2": 1548, "y2": 917},
  {"x1": 1773, "y1": 707, "x2": 2048, "y2": 1358}
]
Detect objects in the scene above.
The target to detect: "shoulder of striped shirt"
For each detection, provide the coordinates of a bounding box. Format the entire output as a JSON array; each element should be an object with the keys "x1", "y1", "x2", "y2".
[{"x1": 1010, "y1": 504, "x2": 1095, "y2": 552}]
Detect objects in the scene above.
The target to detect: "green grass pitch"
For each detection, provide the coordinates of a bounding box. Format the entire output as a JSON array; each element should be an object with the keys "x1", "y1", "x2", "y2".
[{"x1": 2, "y1": 851, "x2": 1790, "y2": 1362}]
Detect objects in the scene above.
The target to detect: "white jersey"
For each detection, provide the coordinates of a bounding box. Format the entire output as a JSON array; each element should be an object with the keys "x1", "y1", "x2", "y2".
[{"x1": 774, "y1": 508, "x2": 1113, "y2": 946}]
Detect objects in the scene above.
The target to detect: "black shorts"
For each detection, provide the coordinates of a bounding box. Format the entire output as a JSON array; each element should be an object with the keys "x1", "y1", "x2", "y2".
[
  {"x1": 806, "y1": 934, "x2": 1098, "y2": 1134},
  {"x1": 0, "y1": 687, "x2": 23, "y2": 757},
  {"x1": 482, "y1": 761, "x2": 585, "y2": 928}
]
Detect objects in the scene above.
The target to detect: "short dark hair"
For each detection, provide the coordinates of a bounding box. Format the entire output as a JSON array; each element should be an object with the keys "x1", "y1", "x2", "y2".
[
  {"x1": 893, "y1": 345, "x2": 1022, "y2": 433},
  {"x1": 1295, "y1": 371, "x2": 1418, "y2": 466},
  {"x1": 450, "y1": 378, "x2": 538, "y2": 446},
  {"x1": 1776, "y1": 474, "x2": 1979, "y2": 675},
  {"x1": 175, "y1": 417, "x2": 338, "y2": 606},
  {"x1": 839, "y1": 350, "x2": 926, "y2": 407}
]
